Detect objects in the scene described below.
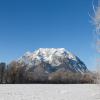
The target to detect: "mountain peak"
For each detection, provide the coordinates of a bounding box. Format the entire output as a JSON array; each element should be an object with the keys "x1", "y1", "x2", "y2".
[{"x1": 18, "y1": 48, "x2": 88, "y2": 73}]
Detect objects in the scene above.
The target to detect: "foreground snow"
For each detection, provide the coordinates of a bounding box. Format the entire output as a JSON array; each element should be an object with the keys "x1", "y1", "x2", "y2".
[{"x1": 0, "y1": 84, "x2": 99, "y2": 100}]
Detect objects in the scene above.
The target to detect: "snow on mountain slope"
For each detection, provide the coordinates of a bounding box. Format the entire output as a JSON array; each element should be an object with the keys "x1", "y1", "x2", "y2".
[{"x1": 17, "y1": 48, "x2": 88, "y2": 73}]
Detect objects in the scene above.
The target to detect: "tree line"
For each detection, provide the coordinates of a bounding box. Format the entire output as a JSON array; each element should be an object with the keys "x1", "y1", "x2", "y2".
[{"x1": 0, "y1": 62, "x2": 97, "y2": 84}]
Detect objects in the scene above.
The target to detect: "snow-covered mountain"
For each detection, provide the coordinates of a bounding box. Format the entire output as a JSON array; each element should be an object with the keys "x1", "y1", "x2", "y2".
[{"x1": 17, "y1": 48, "x2": 88, "y2": 73}]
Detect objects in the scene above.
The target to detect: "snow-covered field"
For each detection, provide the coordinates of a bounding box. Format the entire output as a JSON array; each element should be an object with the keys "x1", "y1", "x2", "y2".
[{"x1": 0, "y1": 84, "x2": 99, "y2": 100}]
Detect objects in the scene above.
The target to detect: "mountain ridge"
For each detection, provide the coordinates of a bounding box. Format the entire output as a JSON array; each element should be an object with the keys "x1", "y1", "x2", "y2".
[{"x1": 17, "y1": 48, "x2": 88, "y2": 73}]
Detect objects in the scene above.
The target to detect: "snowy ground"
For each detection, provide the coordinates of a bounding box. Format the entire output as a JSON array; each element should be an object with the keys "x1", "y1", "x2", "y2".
[{"x1": 0, "y1": 84, "x2": 100, "y2": 100}]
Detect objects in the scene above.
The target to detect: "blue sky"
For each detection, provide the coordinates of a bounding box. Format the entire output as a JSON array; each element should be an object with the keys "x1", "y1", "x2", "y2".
[{"x1": 0, "y1": 0, "x2": 97, "y2": 69}]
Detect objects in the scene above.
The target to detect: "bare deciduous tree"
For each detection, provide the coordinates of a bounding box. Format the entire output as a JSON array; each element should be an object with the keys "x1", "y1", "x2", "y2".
[{"x1": 92, "y1": 0, "x2": 100, "y2": 84}]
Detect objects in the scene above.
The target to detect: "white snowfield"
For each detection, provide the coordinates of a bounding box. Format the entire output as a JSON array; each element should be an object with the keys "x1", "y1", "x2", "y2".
[{"x1": 0, "y1": 84, "x2": 99, "y2": 100}]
